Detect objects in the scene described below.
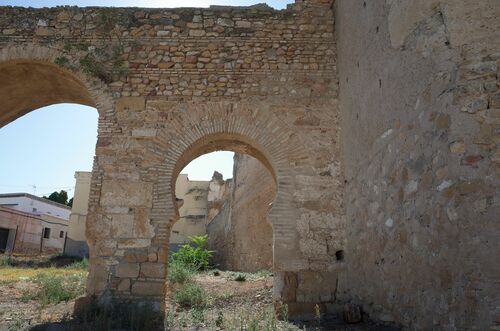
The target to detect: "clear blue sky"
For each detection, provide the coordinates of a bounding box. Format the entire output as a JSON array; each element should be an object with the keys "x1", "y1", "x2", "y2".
[
  {"x1": 0, "y1": 0, "x2": 291, "y2": 197},
  {"x1": 0, "y1": 0, "x2": 290, "y2": 9}
]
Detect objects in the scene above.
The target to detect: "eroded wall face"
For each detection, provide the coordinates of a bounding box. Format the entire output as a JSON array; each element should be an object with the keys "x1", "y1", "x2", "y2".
[
  {"x1": 207, "y1": 154, "x2": 274, "y2": 272},
  {"x1": 337, "y1": 0, "x2": 499, "y2": 329},
  {"x1": 0, "y1": 1, "x2": 343, "y2": 314},
  {"x1": 226, "y1": 154, "x2": 274, "y2": 272}
]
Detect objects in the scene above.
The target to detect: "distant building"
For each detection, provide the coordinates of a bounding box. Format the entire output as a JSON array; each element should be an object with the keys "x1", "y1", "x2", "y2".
[
  {"x1": 0, "y1": 192, "x2": 71, "y2": 219},
  {"x1": 170, "y1": 174, "x2": 210, "y2": 251},
  {"x1": 62, "y1": 171, "x2": 230, "y2": 256},
  {"x1": 0, "y1": 193, "x2": 70, "y2": 254},
  {"x1": 65, "y1": 172, "x2": 91, "y2": 258}
]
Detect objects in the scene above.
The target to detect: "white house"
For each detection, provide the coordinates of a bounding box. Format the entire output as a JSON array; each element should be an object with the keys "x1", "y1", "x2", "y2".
[
  {"x1": 0, "y1": 193, "x2": 71, "y2": 219},
  {"x1": 0, "y1": 193, "x2": 70, "y2": 254}
]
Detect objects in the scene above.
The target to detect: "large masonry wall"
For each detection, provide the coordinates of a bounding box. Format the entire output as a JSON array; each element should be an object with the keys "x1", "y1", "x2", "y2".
[
  {"x1": 336, "y1": 0, "x2": 499, "y2": 329},
  {"x1": 1, "y1": 0, "x2": 496, "y2": 326},
  {"x1": 226, "y1": 154, "x2": 274, "y2": 271},
  {"x1": 0, "y1": 0, "x2": 343, "y2": 315},
  {"x1": 207, "y1": 154, "x2": 274, "y2": 272}
]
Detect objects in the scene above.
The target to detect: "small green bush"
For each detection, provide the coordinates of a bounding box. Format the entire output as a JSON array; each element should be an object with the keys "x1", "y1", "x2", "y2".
[
  {"x1": 22, "y1": 273, "x2": 86, "y2": 305},
  {"x1": 174, "y1": 283, "x2": 206, "y2": 309},
  {"x1": 215, "y1": 311, "x2": 224, "y2": 327},
  {"x1": 233, "y1": 273, "x2": 246, "y2": 282},
  {"x1": 190, "y1": 308, "x2": 205, "y2": 324},
  {"x1": 65, "y1": 257, "x2": 89, "y2": 270},
  {"x1": 168, "y1": 260, "x2": 195, "y2": 284},
  {"x1": 0, "y1": 254, "x2": 13, "y2": 267},
  {"x1": 171, "y1": 235, "x2": 213, "y2": 271}
]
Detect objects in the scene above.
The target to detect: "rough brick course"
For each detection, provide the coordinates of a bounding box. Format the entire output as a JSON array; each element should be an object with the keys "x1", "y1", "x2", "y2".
[{"x1": 0, "y1": 0, "x2": 342, "y2": 317}]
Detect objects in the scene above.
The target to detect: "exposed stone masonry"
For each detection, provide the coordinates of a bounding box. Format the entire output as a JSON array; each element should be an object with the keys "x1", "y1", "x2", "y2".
[
  {"x1": 0, "y1": 3, "x2": 335, "y2": 102},
  {"x1": 0, "y1": 0, "x2": 343, "y2": 319},
  {"x1": 0, "y1": 0, "x2": 498, "y2": 328},
  {"x1": 336, "y1": 1, "x2": 499, "y2": 329}
]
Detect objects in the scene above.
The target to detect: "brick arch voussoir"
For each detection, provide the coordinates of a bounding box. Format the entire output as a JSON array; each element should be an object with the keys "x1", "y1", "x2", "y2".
[
  {"x1": 0, "y1": 43, "x2": 118, "y2": 245},
  {"x1": 150, "y1": 101, "x2": 314, "y2": 236},
  {"x1": 0, "y1": 43, "x2": 116, "y2": 121}
]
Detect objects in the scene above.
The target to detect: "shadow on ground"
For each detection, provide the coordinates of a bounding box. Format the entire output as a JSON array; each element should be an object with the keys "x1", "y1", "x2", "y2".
[
  {"x1": 5, "y1": 254, "x2": 83, "y2": 268},
  {"x1": 28, "y1": 315, "x2": 401, "y2": 331}
]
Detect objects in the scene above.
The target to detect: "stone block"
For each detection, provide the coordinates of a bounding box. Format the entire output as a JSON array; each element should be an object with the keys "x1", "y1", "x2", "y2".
[
  {"x1": 100, "y1": 180, "x2": 153, "y2": 207},
  {"x1": 111, "y1": 214, "x2": 135, "y2": 238},
  {"x1": 117, "y1": 239, "x2": 151, "y2": 249},
  {"x1": 140, "y1": 262, "x2": 166, "y2": 278},
  {"x1": 131, "y1": 128, "x2": 157, "y2": 137},
  {"x1": 115, "y1": 263, "x2": 140, "y2": 278},
  {"x1": 117, "y1": 278, "x2": 131, "y2": 292},
  {"x1": 449, "y1": 141, "x2": 465, "y2": 153},
  {"x1": 124, "y1": 249, "x2": 149, "y2": 263},
  {"x1": 343, "y1": 303, "x2": 362, "y2": 324},
  {"x1": 131, "y1": 281, "x2": 164, "y2": 296},
  {"x1": 116, "y1": 97, "x2": 145, "y2": 112}
]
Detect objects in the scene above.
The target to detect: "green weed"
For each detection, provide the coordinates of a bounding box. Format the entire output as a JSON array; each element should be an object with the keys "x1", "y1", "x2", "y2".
[
  {"x1": 168, "y1": 260, "x2": 195, "y2": 284},
  {"x1": 171, "y1": 235, "x2": 213, "y2": 271},
  {"x1": 0, "y1": 254, "x2": 13, "y2": 267},
  {"x1": 215, "y1": 311, "x2": 224, "y2": 327},
  {"x1": 233, "y1": 273, "x2": 247, "y2": 282},
  {"x1": 65, "y1": 257, "x2": 89, "y2": 270},
  {"x1": 21, "y1": 272, "x2": 86, "y2": 305},
  {"x1": 174, "y1": 283, "x2": 206, "y2": 309}
]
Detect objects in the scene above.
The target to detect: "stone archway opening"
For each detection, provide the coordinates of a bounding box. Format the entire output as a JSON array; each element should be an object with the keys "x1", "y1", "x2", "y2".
[
  {"x1": 171, "y1": 150, "x2": 277, "y2": 271},
  {"x1": 165, "y1": 134, "x2": 278, "y2": 322},
  {"x1": 169, "y1": 133, "x2": 278, "y2": 235},
  {"x1": 0, "y1": 59, "x2": 99, "y2": 258},
  {"x1": 0, "y1": 60, "x2": 95, "y2": 128}
]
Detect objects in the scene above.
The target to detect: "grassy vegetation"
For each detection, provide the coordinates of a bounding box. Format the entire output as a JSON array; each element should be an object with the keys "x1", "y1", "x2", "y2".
[
  {"x1": 164, "y1": 304, "x2": 298, "y2": 331},
  {"x1": 1, "y1": 253, "x2": 296, "y2": 331},
  {"x1": 0, "y1": 266, "x2": 85, "y2": 282},
  {"x1": 165, "y1": 241, "x2": 297, "y2": 330},
  {"x1": 0, "y1": 254, "x2": 13, "y2": 267},
  {"x1": 21, "y1": 272, "x2": 87, "y2": 305},
  {"x1": 171, "y1": 235, "x2": 214, "y2": 271},
  {"x1": 233, "y1": 273, "x2": 247, "y2": 281},
  {"x1": 65, "y1": 257, "x2": 89, "y2": 270},
  {"x1": 168, "y1": 259, "x2": 195, "y2": 284},
  {"x1": 0, "y1": 255, "x2": 90, "y2": 306},
  {"x1": 0, "y1": 254, "x2": 89, "y2": 284},
  {"x1": 174, "y1": 282, "x2": 207, "y2": 309}
]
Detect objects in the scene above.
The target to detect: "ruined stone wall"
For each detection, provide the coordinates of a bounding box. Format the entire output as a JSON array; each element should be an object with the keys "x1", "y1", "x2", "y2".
[
  {"x1": 227, "y1": 154, "x2": 274, "y2": 271},
  {"x1": 207, "y1": 171, "x2": 232, "y2": 222},
  {"x1": 336, "y1": 0, "x2": 500, "y2": 329},
  {"x1": 0, "y1": 1, "x2": 342, "y2": 315},
  {"x1": 207, "y1": 154, "x2": 274, "y2": 272},
  {"x1": 206, "y1": 201, "x2": 232, "y2": 268}
]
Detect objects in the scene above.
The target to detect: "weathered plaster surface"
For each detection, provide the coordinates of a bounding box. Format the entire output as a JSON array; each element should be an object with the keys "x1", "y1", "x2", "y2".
[{"x1": 336, "y1": 0, "x2": 499, "y2": 329}]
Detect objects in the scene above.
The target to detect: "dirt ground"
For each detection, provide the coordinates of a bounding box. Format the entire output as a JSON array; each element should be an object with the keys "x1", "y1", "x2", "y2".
[
  {"x1": 0, "y1": 256, "x2": 399, "y2": 331},
  {"x1": 165, "y1": 270, "x2": 278, "y2": 330}
]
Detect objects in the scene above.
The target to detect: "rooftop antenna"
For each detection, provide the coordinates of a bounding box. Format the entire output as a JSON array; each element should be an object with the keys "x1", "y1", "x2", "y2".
[{"x1": 32, "y1": 185, "x2": 36, "y2": 195}]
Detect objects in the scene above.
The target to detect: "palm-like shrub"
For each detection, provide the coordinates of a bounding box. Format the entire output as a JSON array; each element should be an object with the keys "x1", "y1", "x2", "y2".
[{"x1": 171, "y1": 235, "x2": 213, "y2": 271}]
